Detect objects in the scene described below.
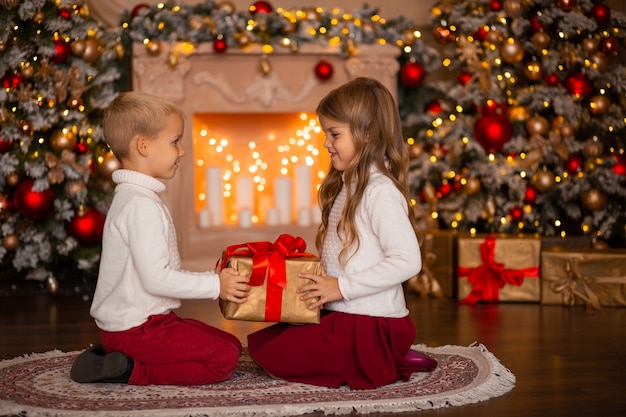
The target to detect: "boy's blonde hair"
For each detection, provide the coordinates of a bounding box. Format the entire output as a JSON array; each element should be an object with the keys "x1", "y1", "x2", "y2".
[
  {"x1": 315, "y1": 77, "x2": 420, "y2": 263},
  {"x1": 103, "y1": 92, "x2": 185, "y2": 160}
]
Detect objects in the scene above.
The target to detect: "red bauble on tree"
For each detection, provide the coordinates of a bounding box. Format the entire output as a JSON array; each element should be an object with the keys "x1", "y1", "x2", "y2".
[
  {"x1": 314, "y1": 60, "x2": 333, "y2": 81},
  {"x1": 591, "y1": 3, "x2": 611, "y2": 26},
  {"x1": 425, "y1": 100, "x2": 443, "y2": 115},
  {"x1": 564, "y1": 72, "x2": 594, "y2": 99},
  {"x1": 131, "y1": 3, "x2": 151, "y2": 18},
  {"x1": 53, "y1": 39, "x2": 71, "y2": 64},
  {"x1": 58, "y1": 7, "x2": 72, "y2": 20},
  {"x1": 213, "y1": 37, "x2": 227, "y2": 53},
  {"x1": 544, "y1": 73, "x2": 560, "y2": 86},
  {"x1": 2, "y1": 73, "x2": 23, "y2": 89},
  {"x1": 0, "y1": 135, "x2": 14, "y2": 153},
  {"x1": 250, "y1": 1, "x2": 273, "y2": 14},
  {"x1": 488, "y1": 0, "x2": 502, "y2": 12},
  {"x1": 400, "y1": 62, "x2": 426, "y2": 87},
  {"x1": 564, "y1": 154, "x2": 584, "y2": 174},
  {"x1": 457, "y1": 71, "x2": 472, "y2": 85},
  {"x1": 13, "y1": 179, "x2": 55, "y2": 220},
  {"x1": 611, "y1": 154, "x2": 626, "y2": 176},
  {"x1": 474, "y1": 114, "x2": 513, "y2": 152},
  {"x1": 524, "y1": 184, "x2": 537, "y2": 204},
  {"x1": 66, "y1": 206, "x2": 105, "y2": 246},
  {"x1": 509, "y1": 206, "x2": 524, "y2": 221}
]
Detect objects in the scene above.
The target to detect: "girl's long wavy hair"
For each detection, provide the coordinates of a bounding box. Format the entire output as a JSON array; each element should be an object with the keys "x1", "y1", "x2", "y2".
[{"x1": 315, "y1": 77, "x2": 421, "y2": 264}]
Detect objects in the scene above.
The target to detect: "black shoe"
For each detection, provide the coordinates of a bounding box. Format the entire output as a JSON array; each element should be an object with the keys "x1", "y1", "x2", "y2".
[{"x1": 70, "y1": 345, "x2": 133, "y2": 383}]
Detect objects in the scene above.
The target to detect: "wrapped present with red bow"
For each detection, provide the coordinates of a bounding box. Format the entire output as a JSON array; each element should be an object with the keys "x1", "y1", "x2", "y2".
[
  {"x1": 457, "y1": 234, "x2": 541, "y2": 304},
  {"x1": 541, "y1": 247, "x2": 626, "y2": 310},
  {"x1": 217, "y1": 234, "x2": 322, "y2": 324}
]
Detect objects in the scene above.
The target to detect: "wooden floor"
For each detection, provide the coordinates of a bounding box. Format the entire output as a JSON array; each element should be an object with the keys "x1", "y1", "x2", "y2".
[{"x1": 1, "y1": 287, "x2": 625, "y2": 417}]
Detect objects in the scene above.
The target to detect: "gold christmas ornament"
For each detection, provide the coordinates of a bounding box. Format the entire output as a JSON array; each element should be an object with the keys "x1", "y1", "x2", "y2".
[
  {"x1": 79, "y1": 2, "x2": 91, "y2": 18},
  {"x1": 532, "y1": 170, "x2": 555, "y2": 192},
  {"x1": 463, "y1": 177, "x2": 482, "y2": 195},
  {"x1": 6, "y1": 172, "x2": 19, "y2": 186},
  {"x1": 583, "y1": 139, "x2": 603, "y2": 159},
  {"x1": 589, "y1": 94, "x2": 610, "y2": 115},
  {"x1": 217, "y1": 1, "x2": 236, "y2": 14},
  {"x1": 66, "y1": 96, "x2": 83, "y2": 110},
  {"x1": 523, "y1": 61, "x2": 544, "y2": 81},
  {"x1": 532, "y1": 31, "x2": 550, "y2": 49},
  {"x1": 559, "y1": 123, "x2": 575, "y2": 138},
  {"x1": 409, "y1": 143, "x2": 424, "y2": 159},
  {"x1": 507, "y1": 105, "x2": 529, "y2": 121},
  {"x1": 403, "y1": 29, "x2": 417, "y2": 46},
  {"x1": 19, "y1": 120, "x2": 34, "y2": 136},
  {"x1": 46, "y1": 275, "x2": 59, "y2": 295},
  {"x1": 113, "y1": 41, "x2": 125, "y2": 60},
  {"x1": 20, "y1": 64, "x2": 34, "y2": 79},
  {"x1": 485, "y1": 29, "x2": 502, "y2": 46},
  {"x1": 500, "y1": 38, "x2": 524, "y2": 63},
  {"x1": 581, "y1": 189, "x2": 607, "y2": 211},
  {"x1": 33, "y1": 10, "x2": 45, "y2": 24},
  {"x1": 235, "y1": 32, "x2": 251, "y2": 47},
  {"x1": 503, "y1": 0, "x2": 523, "y2": 18},
  {"x1": 98, "y1": 151, "x2": 122, "y2": 180},
  {"x1": 146, "y1": 40, "x2": 162, "y2": 56},
  {"x1": 2, "y1": 234, "x2": 19, "y2": 251},
  {"x1": 0, "y1": 106, "x2": 10, "y2": 123},
  {"x1": 71, "y1": 39, "x2": 86, "y2": 56},
  {"x1": 82, "y1": 39, "x2": 100, "y2": 64},
  {"x1": 582, "y1": 37, "x2": 599, "y2": 54},
  {"x1": 590, "y1": 52, "x2": 608, "y2": 71},
  {"x1": 526, "y1": 115, "x2": 549, "y2": 136},
  {"x1": 50, "y1": 129, "x2": 77, "y2": 151}
]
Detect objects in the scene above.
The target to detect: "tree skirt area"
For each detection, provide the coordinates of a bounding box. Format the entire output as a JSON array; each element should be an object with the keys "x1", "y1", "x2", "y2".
[{"x1": 0, "y1": 344, "x2": 514, "y2": 417}]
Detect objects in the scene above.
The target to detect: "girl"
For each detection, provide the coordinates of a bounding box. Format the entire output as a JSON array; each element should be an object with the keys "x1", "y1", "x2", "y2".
[{"x1": 247, "y1": 77, "x2": 436, "y2": 390}]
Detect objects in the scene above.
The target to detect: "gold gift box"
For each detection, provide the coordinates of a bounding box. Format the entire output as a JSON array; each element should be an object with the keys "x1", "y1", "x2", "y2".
[
  {"x1": 407, "y1": 230, "x2": 458, "y2": 298},
  {"x1": 541, "y1": 247, "x2": 626, "y2": 309},
  {"x1": 457, "y1": 234, "x2": 541, "y2": 303},
  {"x1": 220, "y1": 255, "x2": 322, "y2": 324}
]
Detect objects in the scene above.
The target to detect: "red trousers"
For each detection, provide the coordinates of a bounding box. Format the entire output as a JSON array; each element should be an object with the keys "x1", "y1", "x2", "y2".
[{"x1": 100, "y1": 312, "x2": 241, "y2": 385}]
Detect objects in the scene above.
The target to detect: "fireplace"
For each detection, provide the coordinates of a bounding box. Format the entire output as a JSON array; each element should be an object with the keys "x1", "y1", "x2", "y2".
[{"x1": 132, "y1": 42, "x2": 399, "y2": 268}]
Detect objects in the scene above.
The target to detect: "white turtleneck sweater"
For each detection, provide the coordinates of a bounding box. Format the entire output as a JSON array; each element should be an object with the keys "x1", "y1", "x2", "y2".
[
  {"x1": 321, "y1": 168, "x2": 421, "y2": 318},
  {"x1": 90, "y1": 169, "x2": 220, "y2": 332}
]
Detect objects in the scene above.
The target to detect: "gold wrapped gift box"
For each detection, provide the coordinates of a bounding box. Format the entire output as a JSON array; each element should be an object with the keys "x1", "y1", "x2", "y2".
[
  {"x1": 407, "y1": 230, "x2": 458, "y2": 298},
  {"x1": 218, "y1": 234, "x2": 322, "y2": 324},
  {"x1": 457, "y1": 234, "x2": 541, "y2": 304},
  {"x1": 541, "y1": 247, "x2": 626, "y2": 310}
]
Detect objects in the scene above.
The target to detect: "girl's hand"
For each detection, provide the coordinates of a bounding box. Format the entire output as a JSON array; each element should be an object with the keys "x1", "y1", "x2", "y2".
[
  {"x1": 297, "y1": 272, "x2": 342, "y2": 309},
  {"x1": 219, "y1": 267, "x2": 250, "y2": 304}
]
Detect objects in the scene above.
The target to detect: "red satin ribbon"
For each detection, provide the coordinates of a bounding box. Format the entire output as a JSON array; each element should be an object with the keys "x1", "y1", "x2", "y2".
[
  {"x1": 218, "y1": 234, "x2": 314, "y2": 322},
  {"x1": 457, "y1": 236, "x2": 539, "y2": 304}
]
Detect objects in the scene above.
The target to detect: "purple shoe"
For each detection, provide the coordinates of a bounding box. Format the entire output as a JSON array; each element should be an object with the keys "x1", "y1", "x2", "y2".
[{"x1": 404, "y1": 349, "x2": 437, "y2": 371}]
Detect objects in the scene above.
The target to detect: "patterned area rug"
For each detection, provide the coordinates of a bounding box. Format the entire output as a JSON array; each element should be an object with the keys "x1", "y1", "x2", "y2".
[{"x1": 0, "y1": 344, "x2": 514, "y2": 417}]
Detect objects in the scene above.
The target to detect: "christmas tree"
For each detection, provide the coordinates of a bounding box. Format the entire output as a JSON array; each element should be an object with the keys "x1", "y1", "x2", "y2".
[
  {"x1": 404, "y1": 0, "x2": 626, "y2": 246},
  {"x1": 0, "y1": 0, "x2": 124, "y2": 293}
]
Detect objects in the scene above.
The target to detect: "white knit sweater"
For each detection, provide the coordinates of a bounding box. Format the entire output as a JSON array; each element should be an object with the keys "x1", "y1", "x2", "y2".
[
  {"x1": 90, "y1": 170, "x2": 220, "y2": 332},
  {"x1": 321, "y1": 168, "x2": 421, "y2": 318}
]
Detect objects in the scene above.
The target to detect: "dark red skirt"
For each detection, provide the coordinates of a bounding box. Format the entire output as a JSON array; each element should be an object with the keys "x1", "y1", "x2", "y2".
[{"x1": 247, "y1": 310, "x2": 419, "y2": 389}]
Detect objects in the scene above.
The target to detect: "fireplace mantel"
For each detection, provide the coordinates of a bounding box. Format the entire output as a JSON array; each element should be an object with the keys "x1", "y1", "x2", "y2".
[{"x1": 131, "y1": 41, "x2": 400, "y2": 268}]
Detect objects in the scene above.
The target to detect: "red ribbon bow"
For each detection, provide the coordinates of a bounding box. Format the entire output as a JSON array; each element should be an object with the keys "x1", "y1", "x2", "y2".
[
  {"x1": 457, "y1": 236, "x2": 539, "y2": 305},
  {"x1": 218, "y1": 234, "x2": 313, "y2": 321}
]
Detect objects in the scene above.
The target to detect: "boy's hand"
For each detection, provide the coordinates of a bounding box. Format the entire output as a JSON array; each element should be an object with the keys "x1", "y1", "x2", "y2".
[
  {"x1": 297, "y1": 271, "x2": 342, "y2": 310},
  {"x1": 219, "y1": 267, "x2": 250, "y2": 304}
]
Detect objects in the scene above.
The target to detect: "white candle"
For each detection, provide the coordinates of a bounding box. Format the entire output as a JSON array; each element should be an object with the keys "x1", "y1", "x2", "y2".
[
  {"x1": 236, "y1": 176, "x2": 253, "y2": 211},
  {"x1": 295, "y1": 164, "x2": 312, "y2": 210},
  {"x1": 198, "y1": 209, "x2": 210, "y2": 229},
  {"x1": 274, "y1": 177, "x2": 292, "y2": 224},
  {"x1": 205, "y1": 166, "x2": 223, "y2": 226},
  {"x1": 266, "y1": 207, "x2": 280, "y2": 226},
  {"x1": 297, "y1": 207, "x2": 311, "y2": 227},
  {"x1": 239, "y1": 208, "x2": 253, "y2": 228}
]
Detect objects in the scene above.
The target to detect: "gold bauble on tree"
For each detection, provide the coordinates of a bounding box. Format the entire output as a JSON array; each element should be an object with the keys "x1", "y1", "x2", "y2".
[
  {"x1": 500, "y1": 38, "x2": 524, "y2": 63},
  {"x1": 526, "y1": 115, "x2": 549, "y2": 136},
  {"x1": 523, "y1": 61, "x2": 544, "y2": 81},
  {"x1": 50, "y1": 129, "x2": 77, "y2": 151},
  {"x1": 532, "y1": 31, "x2": 550, "y2": 49},
  {"x1": 19, "y1": 120, "x2": 33, "y2": 136},
  {"x1": 82, "y1": 39, "x2": 100, "y2": 64},
  {"x1": 217, "y1": 1, "x2": 235, "y2": 13},
  {"x1": 2, "y1": 234, "x2": 19, "y2": 251},
  {"x1": 6, "y1": 172, "x2": 19, "y2": 186},
  {"x1": 71, "y1": 39, "x2": 86, "y2": 56},
  {"x1": 146, "y1": 40, "x2": 161, "y2": 56},
  {"x1": 20, "y1": 64, "x2": 34, "y2": 79},
  {"x1": 507, "y1": 105, "x2": 529, "y2": 121},
  {"x1": 590, "y1": 52, "x2": 608, "y2": 71},
  {"x1": 33, "y1": 10, "x2": 45, "y2": 24},
  {"x1": 485, "y1": 29, "x2": 502, "y2": 46},
  {"x1": 114, "y1": 41, "x2": 125, "y2": 60},
  {"x1": 503, "y1": 0, "x2": 522, "y2": 18},
  {"x1": 559, "y1": 123, "x2": 575, "y2": 138},
  {"x1": 98, "y1": 151, "x2": 122, "y2": 180},
  {"x1": 409, "y1": 143, "x2": 424, "y2": 159},
  {"x1": 581, "y1": 189, "x2": 607, "y2": 211},
  {"x1": 583, "y1": 139, "x2": 603, "y2": 158},
  {"x1": 582, "y1": 37, "x2": 599, "y2": 54},
  {"x1": 532, "y1": 169, "x2": 555, "y2": 192},
  {"x1": 589, "y1": 94, "x2": 610, "y2": 115},
  {"x1": 463, "y1": 177, "x2": 482, "y2": 195}
]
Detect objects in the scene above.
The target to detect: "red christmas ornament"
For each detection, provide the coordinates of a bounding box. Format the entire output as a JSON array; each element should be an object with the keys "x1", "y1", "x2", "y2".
[
  {"x1": 53, "y1": 39, "x2": 71, "y2": 64},
  {"x1": 564, "y1": 154, "x2": 584, "y2": 174},
  {"x1": 75, "y1": 142, "x2": 89, "y2": 154},
  {"x1": 0, "y1": 137, "x2": 14, "y2": 153},
  {"x1": 556, "y1": 0, "x2": 576, "y2": 12},
  {"x1": 457, "y1": 71, "x2": 472, "y2": 85},
  {"x1": 611, "y1": 154, "x2": 626, "y2": 176},
  {"x1": 474, "y1": 114, "x2": 513, "y2": 152},
  {"x1": 213, "y1": 37, "x2": 228, "y2": 53},
  {"x1": 473, "y1": 27, "x2": 488, "y2": 42},
  {"x1": 314, "y1": 60, "x2": 333, "y2": 81},
  {"x1": 544, "y1": 73, "x2": 560, "y2": 86},
  {"x1": 600, "y1": 37, "x2": 620, "y2": 55},
  {"x1": 250, "y1": 1, "x2": 273, "y2": 14},
  {"x1": 591, "y1": 3, "x2": 611, "y2": 26},
  {"x1": 131, "y1": 3, "x2": 151, "y2": 18},
  {"x1": 509, "y1": 206, "x2": 524, "y2": 221},
  {"x1": 488, "y1": 0, "x2": 502, "y2": 12},
  {"x1": 400, "y1": 62, "x2": 426, "y2": 87},
  {"x1": 67, "y1": 206, "x2": 105, "y2": 246},
  {"x1": 564, "y1": 72, "x2": 593, "y2": 99},
  {"x1": 435, "y1": 182, "x2": 453, "y2": 199},
  {"x1": 482, "y1": 100, "x2": 506, "y2": 115},
  {"x1": 524, "y1": 184, "x2": 537, "y2": 204},
  {"x1": 530, "y1": 16, "x2": 547, "y2": 33},
  {"x1": 1, "y1": 73, "x2": 23, "y2": 89},
  {"x1": 425, "y1": 100, "x2": 443, "y2": 114},
  {"x1": 13, "y1": 179, "x2": 55, "y2": 221},
  {"x1": 58, "y1": 8, "x2": 72, "y2": 20}
]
